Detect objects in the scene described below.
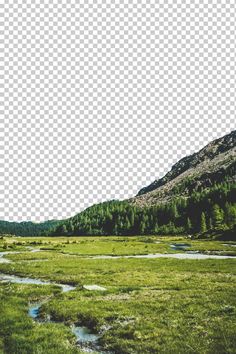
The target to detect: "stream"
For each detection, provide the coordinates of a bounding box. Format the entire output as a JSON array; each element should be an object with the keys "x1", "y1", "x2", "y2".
[
  {"x1": 0, "y1": 273, "x2": 76, "y2": 292},
  {"x1": 90, "y1": 253, "x2": 236, "y2": 260},
  {"x1": 0, "y1": 245, "x2": 235, "y2": 352},
  {"x1": 0, "y1": 251, "x2": 21, "y2": 263},
  {"x1": 90, "y1": 242, "x2": 236, "y2": 260},
  {"x1": 0, "y1": 270, "x2": 103, "y2": 353},
  {"x1": 27, "y1": 301, "x2": 102, "y2": 353}
]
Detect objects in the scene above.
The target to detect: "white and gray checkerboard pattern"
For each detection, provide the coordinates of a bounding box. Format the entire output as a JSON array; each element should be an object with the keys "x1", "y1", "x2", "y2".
[{"x1": 2, "y1": 1, "x2": 236, "y2": 221}]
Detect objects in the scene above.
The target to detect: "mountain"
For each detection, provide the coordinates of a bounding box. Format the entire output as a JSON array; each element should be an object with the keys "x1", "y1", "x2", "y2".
[
  {"x1": 50, "y1": 130, "x2": 236, "y2": 238},
  {"x1": 0, "y1": 219, "x2": 61, "y2": 237},
  {"x1": 1, "y1": 130, "x2": 236, "y2": 238},
  {"x1": 133, "y1": 130, "x2": 236, "y2": 206}
]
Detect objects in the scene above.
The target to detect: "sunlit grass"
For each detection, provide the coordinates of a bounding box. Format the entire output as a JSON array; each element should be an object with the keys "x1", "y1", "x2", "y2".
[{"x1": 0, "y1": 236, "x2": 235, "y2": 353}]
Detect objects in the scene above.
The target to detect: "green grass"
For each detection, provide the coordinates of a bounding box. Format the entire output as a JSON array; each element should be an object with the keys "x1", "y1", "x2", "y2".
[
  {"x1": 0, "y1": 235, "x2": 236, "y2": 353},
  {"x1": 0, "y1": 283, "x2": 82, "y2": 354},
  {"x1": 2, "y1": 235, "x2": 236, "y2": 256}
]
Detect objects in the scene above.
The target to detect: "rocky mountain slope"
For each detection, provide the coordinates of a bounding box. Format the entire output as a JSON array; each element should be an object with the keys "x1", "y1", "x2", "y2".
[{"x1": 132, "y1": 130, "x2": 236, "y2": 207}]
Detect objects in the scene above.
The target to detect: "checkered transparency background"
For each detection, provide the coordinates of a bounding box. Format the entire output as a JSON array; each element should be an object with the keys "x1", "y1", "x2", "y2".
[{"x1": 1, "y1": 1, "x2": 236, "y2": 221}]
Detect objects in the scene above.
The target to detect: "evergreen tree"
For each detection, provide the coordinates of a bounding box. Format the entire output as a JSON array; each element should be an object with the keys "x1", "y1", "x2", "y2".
[
  {"x1": 114, "y1": 223, "x2": 119, "y2": 235},
  {"x1": 187, "y1": 218, "x2": 192, "y2": 233},
  {"x1": 140, "y1": 220, "x2": 146, "y2": 234},
  {"x1": 130, "y1": 210, "x2": 135, "y2": 228},
  {"x1": 169, "y1": 203, "x2": 179, "y2": 220},
  {"x1": 207, "y1": 217, "x2": 213, "y2": 230},
  {"x1": 49, "y1": 183, "x2": 236, "y2": 237},
  {"x1": 212, "y1": 204, "x2": 224, "y2": 229},
  {"x1": 225, "y1": 203, "x2": 236, "y2": 227},
  {"x1": 124, "y1": 216, "x2": 131, "y2": 233},
  {"x1": 200, "y1": 212, "x2": 207, "y2": 233}
]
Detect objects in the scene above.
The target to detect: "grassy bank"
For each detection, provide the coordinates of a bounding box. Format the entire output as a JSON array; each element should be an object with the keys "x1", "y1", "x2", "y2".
[{"x1": 0, "y1": 236, "x2": 235, "y2": 353}]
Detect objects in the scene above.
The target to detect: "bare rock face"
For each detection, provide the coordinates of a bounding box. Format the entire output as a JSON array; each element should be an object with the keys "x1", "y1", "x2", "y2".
[{"x1": 133, "y1": 130, "x2": 236, "y2": 207}]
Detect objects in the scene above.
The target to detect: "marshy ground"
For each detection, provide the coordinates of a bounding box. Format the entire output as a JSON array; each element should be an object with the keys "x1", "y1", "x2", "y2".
[{"x1": 0, "y1": 236, "x2": 235, "y2": 353}]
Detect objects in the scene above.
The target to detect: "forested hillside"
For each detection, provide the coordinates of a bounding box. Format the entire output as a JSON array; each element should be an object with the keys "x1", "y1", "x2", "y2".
[
  {"x1": 0, "y1": 220, "x2": 60, "y2": 237},
  {"x1": 1, "y1": 130, "x2": 235, "y2": 238},
  {"x1": 51, "y1": 182, "x2": 236, "y2": 238},
  {"x1": 50, "y1": 130, "x2": 236, "y2": 238}
]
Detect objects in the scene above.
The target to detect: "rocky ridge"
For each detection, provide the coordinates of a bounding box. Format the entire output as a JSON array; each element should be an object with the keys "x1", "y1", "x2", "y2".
[{"x1": 132, "y1": 130, "x2": 236, "y2": 207}]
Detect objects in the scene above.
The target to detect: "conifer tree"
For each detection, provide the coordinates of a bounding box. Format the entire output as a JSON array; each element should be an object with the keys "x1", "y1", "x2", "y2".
[
  {"x1": 212, "y1": 204, "x2": 224, "y2": 229},
  {"x1": 187, "y1": 218, "x2": 192, "y2": 233},
  {"x1": 140, "y1": 220, "x2": 146, "y2": 234},
  {"x1": 225, "y1": 203, "x2": 236, "y2": 227},
  {"x1": 200, "y1": 212, "x2": 207, "y2": 233}
]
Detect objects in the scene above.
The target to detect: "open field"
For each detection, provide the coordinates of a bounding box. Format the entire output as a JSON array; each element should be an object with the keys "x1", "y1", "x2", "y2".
[{"x1": 0, "y1": 235, "x2": 236, "y2": 353}]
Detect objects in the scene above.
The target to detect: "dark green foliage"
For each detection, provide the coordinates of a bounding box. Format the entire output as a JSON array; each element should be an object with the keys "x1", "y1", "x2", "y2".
[
  {"x1": 225, "y1": 202, "x2": 236, "y2": 228},
  {"x1": 200, "y1": 212, "x2": 207, "y2": 233},
  {"x1": 186, "y1": 217, "x2": 192, "y2": 233},
  {"x1": 212, "y1": 204, "x2": 224, "y2": 229},
  {"x1": 0, "y1": 220, "x2": 60, "y2": 236},
  {"x1": 50, "y1": 182, "x2": 236, "y2": 237},
  {"x1": 0, "y1": 220, "x2": 61, "y2": 237},
  {"x1": 1, "y1": 182, "x2": 236, "y2": 238}
]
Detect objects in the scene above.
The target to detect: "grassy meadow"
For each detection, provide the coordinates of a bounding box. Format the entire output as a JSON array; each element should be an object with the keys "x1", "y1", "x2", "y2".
[{"x1": 0, "y1": 235, "x2": 236, "y2": 353}]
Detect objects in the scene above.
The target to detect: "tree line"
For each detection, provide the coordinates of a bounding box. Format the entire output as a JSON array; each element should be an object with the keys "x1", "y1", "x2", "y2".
[
  {"x1": 51, "y1": 182, "x2": 236, "y2": 237},
  {"x1": 0, "y1": 220, "x2": 60, "y2": 237}
]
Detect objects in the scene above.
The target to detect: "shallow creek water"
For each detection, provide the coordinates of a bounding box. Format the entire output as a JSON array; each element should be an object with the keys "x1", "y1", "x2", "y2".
[
  {"x1": 27, "y1": 300, "x2": 101, "y2": 352},
  {"x1": 90, "y1": 253, "x2": 236, "y2": 260},
  {"x1": 0, "y1": 273, "x2": 76, "y2": 292},
  {"x1": 0, "y1": 273, "x2": 102, "y2": 352},
  {"x1": 89, "y1": 242, "x2": 236, "y2": 259},
  {"x1": 0, "y1": 246, "x2": 235, "y2": 352},
  {"x1": 170, "y1": 243, "x2": 191, "y2": 251},
  {"x1": 0, "y1": 250, "x2": 103, "y2": 353},
  {"x1": 0, "y1": 251, "x2": 21, "y2": 263},
  {"x1": 0, "y1": 247, "x2": 41, "y2": 263}
]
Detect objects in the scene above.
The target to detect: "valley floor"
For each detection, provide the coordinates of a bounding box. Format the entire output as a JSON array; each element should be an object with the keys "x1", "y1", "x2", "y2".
[{"x1": 0, "y1": 235, "x2": 236, "y2": 354}]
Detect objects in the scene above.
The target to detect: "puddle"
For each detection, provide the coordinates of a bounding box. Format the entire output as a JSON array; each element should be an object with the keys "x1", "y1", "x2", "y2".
[
  {"x1": 28, "y1": 303, "x2": 41, "y2": 319},
  {"x1": 170, "y1": 243, "x2": 191, "y2": 251},
  {"x1": 71, "y1": 325, "x2": 100, "y2": 343},
  {"x1": 28, "y1": 248, "x2": 42, "y2": 253},
  {"x1": 83, "y1": 285, "x2": 107, "y2": 291},
  {"x1": 71, "y1": 325, "x2": 110, "y2": 353}
]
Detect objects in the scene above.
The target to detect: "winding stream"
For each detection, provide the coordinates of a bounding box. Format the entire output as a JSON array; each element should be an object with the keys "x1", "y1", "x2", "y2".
[
  {"x1": 90, "y1": 253, "x2": 236, "y2": 260},
  {"x1": 27, "y1": 301, "x2": 102, "y2": 353},
  {"x1": 0, "y1": 245, "x2": 235, "y2": 352},
  {"x1": 0, "y1": 251, "x2": 103, "y2": 353},
  {"x1": 0, "y1": 251, "x2": 20, "y2": 263},
  {"x1": 0, "y1": 273, "x2": 76, "y2": 292},
  {"x1": 0, "y1": 272, "x2": 103, "y2": 353}
]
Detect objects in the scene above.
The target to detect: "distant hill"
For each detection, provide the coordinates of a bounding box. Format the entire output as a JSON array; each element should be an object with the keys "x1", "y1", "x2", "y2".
[{"x1": 0, "y1": 220, "x2": 61, "y2": 236}]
